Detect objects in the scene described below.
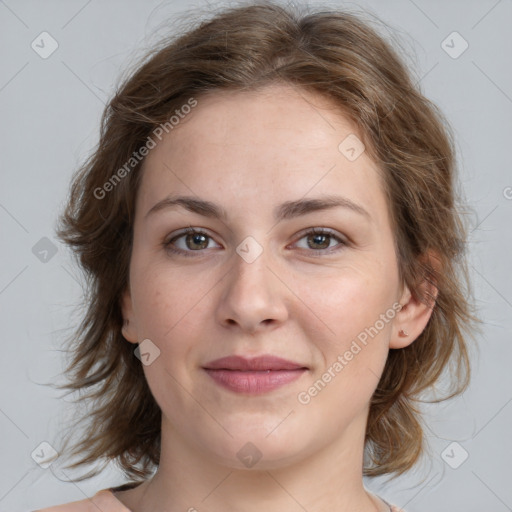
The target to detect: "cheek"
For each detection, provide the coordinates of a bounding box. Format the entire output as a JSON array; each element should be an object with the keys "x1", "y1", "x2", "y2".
[
  {"x1": 130, "y1": 260, "x2": 219, "y2": 399},
  {"x1": 294, "y1": 261, "x2": 397, "y2": 339},
  {"x1": 294, "y1": 271, "x2": 395, "y2": 417},
  {"x1": 132, "y1": 267, "x2": 211, "y2": 413},
  {"x1": 291, "y1": 262, "x2": 398, "y2": 405},
  {"x1": 131, "y1": 258, "x2": 211, "y2": 338}
]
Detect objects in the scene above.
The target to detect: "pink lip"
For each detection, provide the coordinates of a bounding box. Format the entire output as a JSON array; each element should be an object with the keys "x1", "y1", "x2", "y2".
[{"x1": 203, "y1": 355, "x2": 308, "y2": 394}]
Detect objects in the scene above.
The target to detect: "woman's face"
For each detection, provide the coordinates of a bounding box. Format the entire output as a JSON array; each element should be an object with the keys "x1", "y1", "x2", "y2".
[{"x1": 122, "y1": 84, "x2": 416, "y2": 469}]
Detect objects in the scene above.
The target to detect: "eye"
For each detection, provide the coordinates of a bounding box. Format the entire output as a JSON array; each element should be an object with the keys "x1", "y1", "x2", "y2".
[
  {"x1": 293, "y1": 228, "x2": 346, "y2": 254},
  {"x1": 163, "y1": 226, "x2": 346, "y2": 258},
  {"x1": 163, "y1": 227, "x2": 221, "y2": 256}
]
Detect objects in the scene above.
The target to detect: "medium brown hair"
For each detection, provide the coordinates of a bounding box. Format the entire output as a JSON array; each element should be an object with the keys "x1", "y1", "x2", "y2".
[{"x1": 54, "y1": 0, "x2": 476, "y2": 482}]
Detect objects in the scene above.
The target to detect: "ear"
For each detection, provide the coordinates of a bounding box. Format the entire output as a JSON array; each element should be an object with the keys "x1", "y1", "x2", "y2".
[
  {"x1": 121, "y1": 286, "x2": 139, "y2": 344},
  {"x1": 390, "y1": 251, "x2": 440, "y2": 349}
]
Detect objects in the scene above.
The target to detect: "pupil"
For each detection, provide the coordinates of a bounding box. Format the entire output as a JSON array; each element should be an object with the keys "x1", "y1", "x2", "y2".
[
  {"x1": 188, "y1": 233, "x2": 207, "y2": 250},
  {"x1": 309, "y1": 234, "x2": 329, "y2": 249}
]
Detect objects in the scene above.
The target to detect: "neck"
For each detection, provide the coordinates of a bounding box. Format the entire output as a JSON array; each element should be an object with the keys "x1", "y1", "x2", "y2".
[{"x1": 119, "y1": 410, "x2": 387, "y2": 512}]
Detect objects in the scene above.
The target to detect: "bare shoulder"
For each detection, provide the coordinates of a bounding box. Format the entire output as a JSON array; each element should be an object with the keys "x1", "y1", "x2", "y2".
[
  {"x1": 34, "y1": 497, "x2": 92, "y2": 512},
  {"x1": 34, "y1": 489, "x2": 129, "y2": 512}
]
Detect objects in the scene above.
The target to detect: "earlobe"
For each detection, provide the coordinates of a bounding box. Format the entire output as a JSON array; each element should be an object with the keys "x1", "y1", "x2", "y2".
[{"x1": 390, "y1": 252, "x2": 440, "y2": 349}]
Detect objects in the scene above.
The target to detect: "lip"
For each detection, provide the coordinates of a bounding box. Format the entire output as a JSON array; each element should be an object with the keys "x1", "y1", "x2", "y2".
[
  {"x1": 202, "y1": 355, "x2": 308, "y2": 394},
  {"x1": 204, "y1": 355, "x2": 307, "y2": 371}
]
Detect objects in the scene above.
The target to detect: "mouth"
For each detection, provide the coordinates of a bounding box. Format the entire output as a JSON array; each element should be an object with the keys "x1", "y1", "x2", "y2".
[{"x1": 202, "y1": 355, "x2": 308, "y2": 394}]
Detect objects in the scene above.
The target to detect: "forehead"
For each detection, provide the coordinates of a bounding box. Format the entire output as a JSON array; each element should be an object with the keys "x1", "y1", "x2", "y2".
[
  {"x1": 137, "y1": 84, "x2": 389, "y2": 225},
  {"x1": 162, "y1": 85, "x2": 361, "y2": 154}
]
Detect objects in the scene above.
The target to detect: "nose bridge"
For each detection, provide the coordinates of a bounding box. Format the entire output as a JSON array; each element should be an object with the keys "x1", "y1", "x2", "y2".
[
  {"x1": 229, "y1": 241, "x2": 274, "y2": 302},
  {"x1": 216, "y1": 239, "x2": 288, "y2": 331}
]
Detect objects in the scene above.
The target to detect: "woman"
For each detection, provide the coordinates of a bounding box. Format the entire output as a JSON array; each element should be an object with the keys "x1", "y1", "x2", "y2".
[{"x1": 36, "y1": 2, "x2": 475, "y2": 511}]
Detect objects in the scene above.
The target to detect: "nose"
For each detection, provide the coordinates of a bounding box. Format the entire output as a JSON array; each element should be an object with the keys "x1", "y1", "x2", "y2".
[{"x1": 215, "y1": 247, "x2": 289, "y2": 334}]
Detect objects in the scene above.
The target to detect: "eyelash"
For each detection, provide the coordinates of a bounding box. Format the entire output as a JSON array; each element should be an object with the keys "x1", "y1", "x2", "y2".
[{"x1": 163, "y1": 227, "x2": 346, "y2": 258}]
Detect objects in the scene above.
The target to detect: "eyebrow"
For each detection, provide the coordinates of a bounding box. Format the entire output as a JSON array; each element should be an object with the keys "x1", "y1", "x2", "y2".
[{"x1": 144, "y1": 194, "x2": 371, "y2": 222}]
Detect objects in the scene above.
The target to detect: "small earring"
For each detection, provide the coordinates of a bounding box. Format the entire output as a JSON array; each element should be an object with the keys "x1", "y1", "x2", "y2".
[{"x1": 398, "y1": 329, "x2": 409, "y2": 337}]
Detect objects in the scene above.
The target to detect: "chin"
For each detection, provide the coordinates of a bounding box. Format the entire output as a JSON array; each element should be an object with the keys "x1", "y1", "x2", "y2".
[{"x1": 200, "y1": 428, "x2": 316, "y2": 471}]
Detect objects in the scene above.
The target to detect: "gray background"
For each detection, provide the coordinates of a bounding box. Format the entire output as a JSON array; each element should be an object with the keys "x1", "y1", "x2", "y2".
[{"x1": 1, "y1": 0, "x2": 511, "y2": 510}]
